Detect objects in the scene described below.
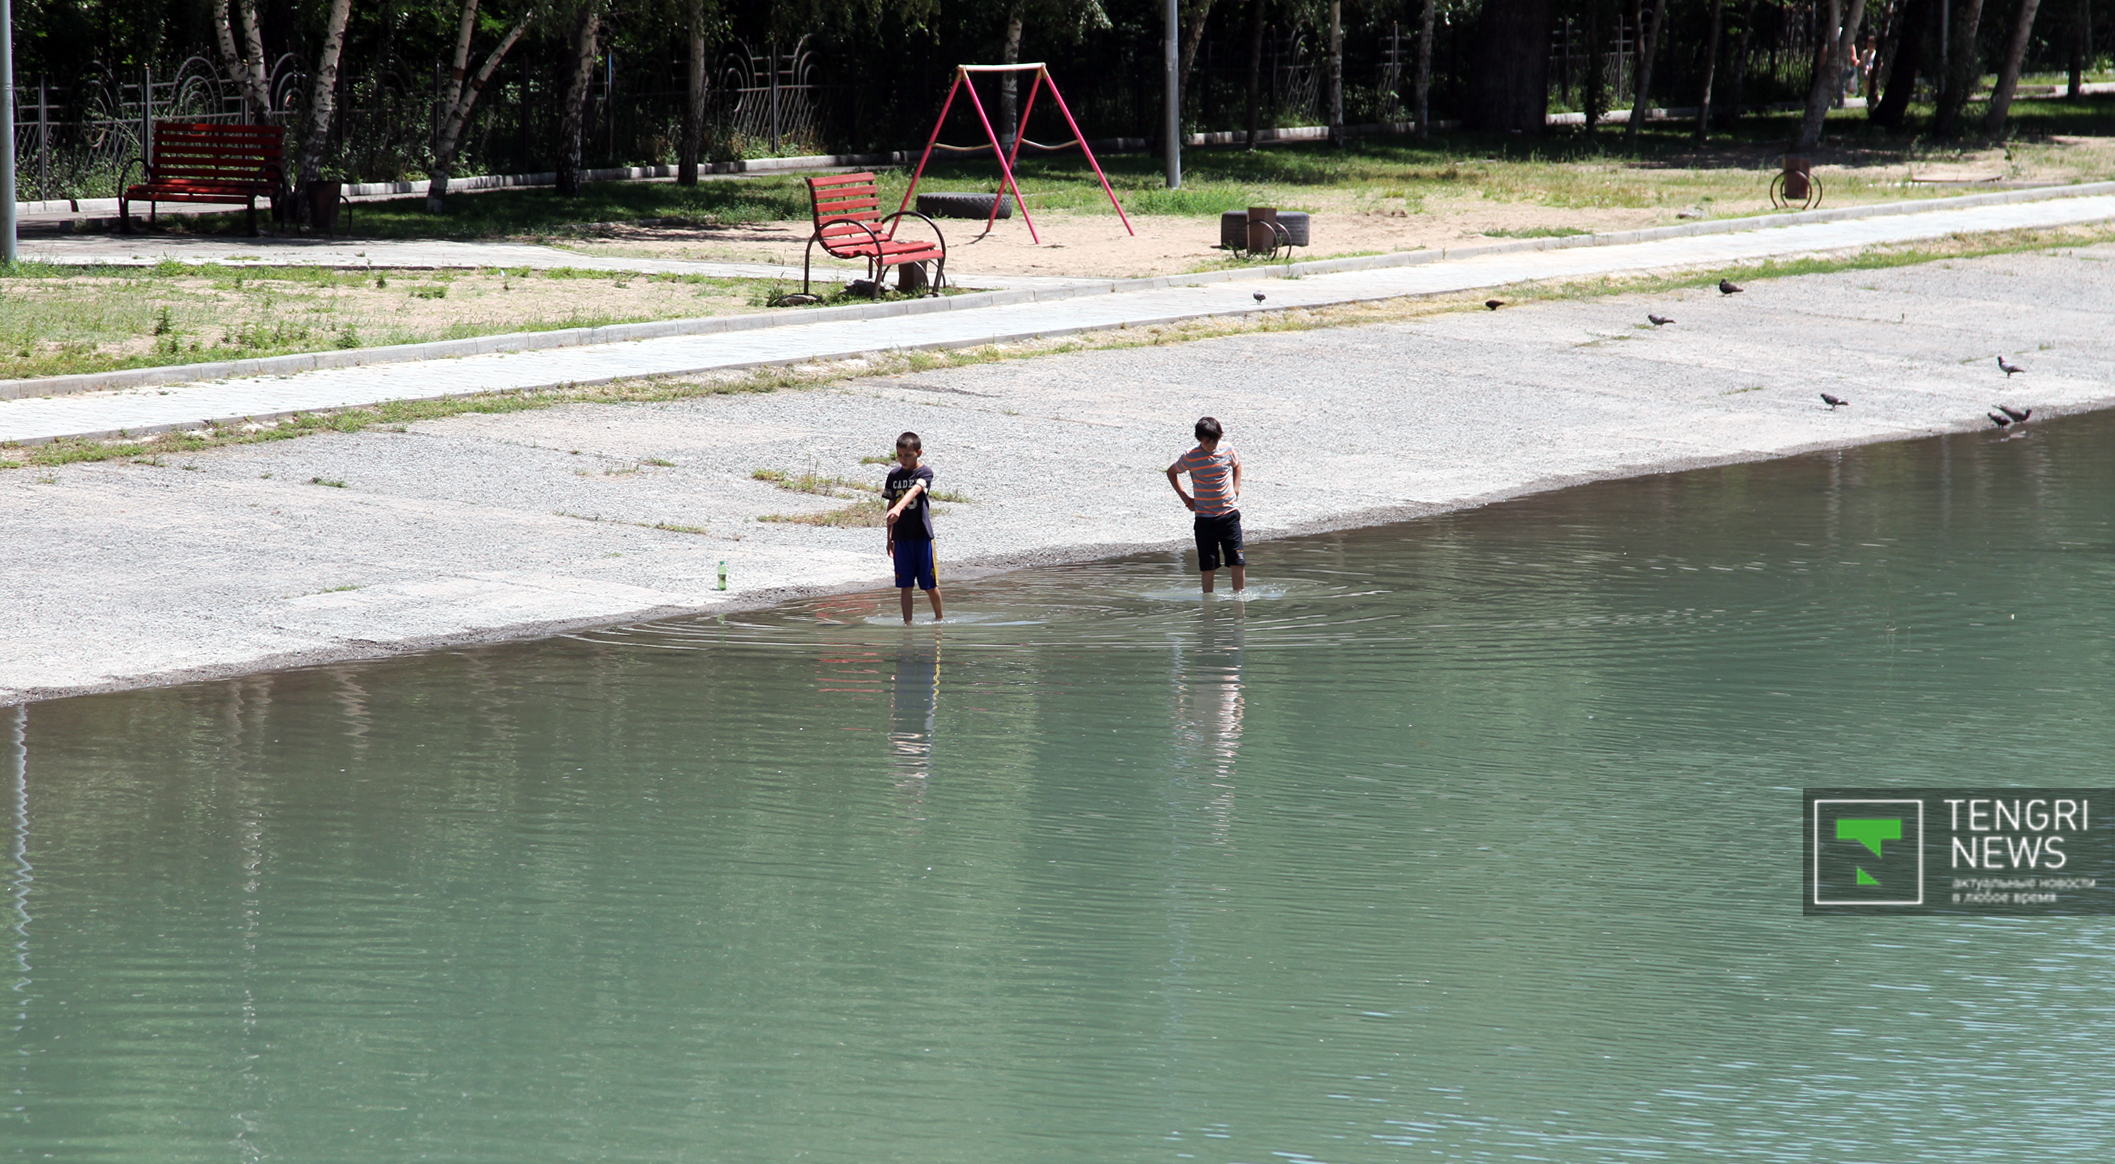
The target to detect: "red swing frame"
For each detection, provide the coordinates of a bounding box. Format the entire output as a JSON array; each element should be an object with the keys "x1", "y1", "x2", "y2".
[{"x1": 899, "y1": 64, "x2": 1135, "y2": 245}]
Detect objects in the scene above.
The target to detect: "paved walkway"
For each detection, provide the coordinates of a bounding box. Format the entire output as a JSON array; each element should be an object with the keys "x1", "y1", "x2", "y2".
[{"x1": 6, "y1": 191, "x2": 2114, "y2": 447}]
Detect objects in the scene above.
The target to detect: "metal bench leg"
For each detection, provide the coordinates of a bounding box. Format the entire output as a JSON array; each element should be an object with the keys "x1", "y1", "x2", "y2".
[
  {"x1": 119, "y1": 195, "x2": 130, "y2": 234},
  {"x1": 247, "y1": 197, "x2": 258, "y2": 237}
]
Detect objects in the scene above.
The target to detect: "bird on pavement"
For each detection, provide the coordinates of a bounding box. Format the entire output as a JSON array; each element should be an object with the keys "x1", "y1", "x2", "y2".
[
  {"x1": 1820, "y1": 393, "x2": 1849, "y2": 409},
  {"x1": 1995, "y1": 404, "x2": 2031, "y2": 423},
  {"x1": 1719, "y1": 279, "x2": 1744, "y2": 295},
  {"x1": 1253, "y1": 291, "x2": 1266, "y2": 303},
  {"x1": 1485, "y1": 299, "x2": 1505, "y2": 311},
  {"x1": 1989, "y1": 411, "x2": 2013, "y2": 429},
  {"x1": 1648, "y1": 314, "x2": 1674, "y2": 326},
  {"x1": 1997, "y1": 356, "x2": 2025, "y2": 376}
]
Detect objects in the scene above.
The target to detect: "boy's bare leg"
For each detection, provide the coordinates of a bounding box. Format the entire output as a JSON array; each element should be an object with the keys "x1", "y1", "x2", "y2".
[
  {"x1": 1230, "y1": 566, "x2": 1246, "y2": 592},
  {"x1": 925, "y1": 588, "x2": 945, "y2": 622},
  {"x1": 900, "y1": 588, "x2": 915, "y2": 624},
  {"x1": 1200, "y1": 569, "x2": 1216, "y2": 594}
]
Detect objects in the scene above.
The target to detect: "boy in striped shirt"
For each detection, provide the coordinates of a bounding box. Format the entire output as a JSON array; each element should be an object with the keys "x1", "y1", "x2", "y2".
[{"x1": 1166, "y1": 416, "x2": 1245, "y2": 594}]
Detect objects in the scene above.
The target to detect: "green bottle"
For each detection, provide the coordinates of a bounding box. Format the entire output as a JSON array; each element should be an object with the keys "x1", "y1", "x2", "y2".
[{"x1": 717, "y1": 560, "x2": 727, "y2": 591}]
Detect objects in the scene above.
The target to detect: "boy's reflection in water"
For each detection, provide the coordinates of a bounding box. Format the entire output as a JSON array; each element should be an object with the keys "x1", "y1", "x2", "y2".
[
  {"x1": 1174, "y1": 600, "x2": 1244, "y2": 844},
  {"x1": 888, "y1": 633, "x2": 942, "y2": 810}
]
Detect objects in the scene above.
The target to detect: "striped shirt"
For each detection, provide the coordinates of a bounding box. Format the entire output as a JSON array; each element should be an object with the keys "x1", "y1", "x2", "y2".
[{"x1": 1175, "y1": 443, "x2": 1239, "y2": 517}]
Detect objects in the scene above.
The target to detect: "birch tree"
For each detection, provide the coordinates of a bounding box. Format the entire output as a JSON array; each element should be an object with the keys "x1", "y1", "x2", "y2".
[
  {"x1": 428, "y1": 0, "x2": 540, "y2": 212},
  {"x1": 294, "y1": 0, "x2": 355, "y2": 214},
  {"x1": 210, "y1": 0, "x2": 274, "y2": 115}
]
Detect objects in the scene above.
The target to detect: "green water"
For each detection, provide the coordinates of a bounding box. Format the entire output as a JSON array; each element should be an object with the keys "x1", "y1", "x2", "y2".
[{"x1": 9, "y1": 414, "x2": 2115, "y2": 1163}]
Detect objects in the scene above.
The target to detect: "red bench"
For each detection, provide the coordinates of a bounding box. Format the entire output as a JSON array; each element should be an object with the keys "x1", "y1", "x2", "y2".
[
  {"x1": 802, "y1": 172, "x2": 947, "y2": 299},
  {"x1": 121, "y1": 122, "x2": 286, "y2": 236}
]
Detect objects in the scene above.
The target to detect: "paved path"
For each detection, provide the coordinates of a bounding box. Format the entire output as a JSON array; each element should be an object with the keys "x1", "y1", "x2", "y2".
[{"x1": 5, "y1": 192, "x2": 2114, "y2": 447}]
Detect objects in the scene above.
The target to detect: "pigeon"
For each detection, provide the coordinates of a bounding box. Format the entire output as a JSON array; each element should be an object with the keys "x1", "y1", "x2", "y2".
[
  {"x1": 1997, "y1": 356, "x2": 2025, "y2": 376},
  {"x1": 1253, "y1": 291, "x2": 1266, "y2": 303},
  {"x1": 1988, "y1": 411, "x2": 2013, "y2": 429},
  {"x1": 1719, "y1": 279, "x2": 1744, "y2": 295},
  {"x1": 1485, "y1": 299, "x2": 1505, "y2": 311},
  {"x1": 1995, "y1": 404, "x2": 2031, "y2": 423},
  {"x1": 1820, "y1": 393, "x2": 1849, "y2": 409},
  {"x1": 1648, "y1": 314, "x2": 1674, "y2": 326}
]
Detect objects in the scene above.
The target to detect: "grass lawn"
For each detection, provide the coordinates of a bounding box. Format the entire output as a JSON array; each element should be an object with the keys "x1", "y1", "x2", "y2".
[
  {"x1": 0, "y1": 262, "x2": 917, "y2": 381},
  {"x1": 139, "y1": 98, "x2": 2115, "y2": 245}
]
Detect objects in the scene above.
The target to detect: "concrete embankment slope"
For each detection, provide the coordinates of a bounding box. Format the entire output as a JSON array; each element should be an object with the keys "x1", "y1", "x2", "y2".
[{"x1": 3, "y1": 243, "x2": 2113, "y2": 704}]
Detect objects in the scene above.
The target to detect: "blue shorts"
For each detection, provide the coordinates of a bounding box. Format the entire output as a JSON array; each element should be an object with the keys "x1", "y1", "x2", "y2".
[{"x1": 893, "y1": 539, "x2": 938, "y2": 590}]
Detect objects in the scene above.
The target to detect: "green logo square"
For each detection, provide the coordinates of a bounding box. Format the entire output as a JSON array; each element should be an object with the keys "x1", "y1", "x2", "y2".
[{"x1": 1813, "y1": 798, "x2": 1924, "y2": 906}]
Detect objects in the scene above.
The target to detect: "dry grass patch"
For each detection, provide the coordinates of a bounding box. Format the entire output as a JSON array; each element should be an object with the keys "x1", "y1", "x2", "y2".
[{"x1": 0, "y1": 262, "x2": 790, "y2": 380}]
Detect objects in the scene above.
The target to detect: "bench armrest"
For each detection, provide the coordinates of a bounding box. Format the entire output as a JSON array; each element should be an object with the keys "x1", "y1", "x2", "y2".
[
  {"x1": 879, "y1": 210, "x2": 948, "y2": 255},
  {"x1": 813, "y1": 215, "x2": 884, "y2": 254}
]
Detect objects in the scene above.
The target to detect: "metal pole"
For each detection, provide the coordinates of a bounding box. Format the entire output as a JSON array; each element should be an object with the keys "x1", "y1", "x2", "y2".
[
  {"x1": 1939, "y1": 0, "x2": 1949, "y2": 107},
  {"x1": 768, "y1": 43, "x2": 780, "y2": 155},
  {"x1": 1164, "y1": 0, "x2": 1180, "y2": 188},
  {"x1": 38, "y1": 77, "x2": 46, "y2": 203},
  {"x1": 1328, "y1": 1, "x2": 1343, "y2": 143},
  {"x1": 0, "y1": 0, "x2": 16, "y2": 265}
]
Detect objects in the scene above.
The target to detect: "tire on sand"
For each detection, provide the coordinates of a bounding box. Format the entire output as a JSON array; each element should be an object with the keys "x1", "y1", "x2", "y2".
[{"x1": 916, "y1": 192, "x2": 1014, "y2": 220}]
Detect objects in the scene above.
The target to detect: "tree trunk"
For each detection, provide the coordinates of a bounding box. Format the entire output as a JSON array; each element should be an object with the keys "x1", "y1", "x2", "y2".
[
  {"x1": 1721, "y1": 0, "x2": 1759, "y2": 127},
  {"x1": 428, "y1": 0, "x2": 536, "y2": 213},
  {"x1": 1696, "y1": 0, "x2": 1725, "y2": 142},
  {"x1": 1934, "y1": 0, "x2": 1989, "y2": 134},
  {"x1": 1470, "y1": 0, "x2": 1555, "y2": 132},
  {"x1": 1872, "y1": 0, "x2": 1931, "y2": 127},
  {"x1": 679, "y1": 0, "x2": 704, "y2": 185},
  {"x1": 1327, "y1": 0, "x2": 1344, "y2": 141},
  {"x1": 1796, "y1": 0, "x2": 1870, "y2": 148},
  {"x1": 210, "y1": 0, "x2": 273, "y2": 115},
  {"x1": 1982, "y1": 0, "x2": 2047, "y2": 134},
  {"x1": 558, "y1": 8, "x2": 603, "y2": 197},
  {"x1": 1000, "y1": 4, "x2": 1024, "y2": 146},
  {"x1": 1416, "y1": 0, "x2": 1436, "y2": 137},
  {"x1": 295, "y1": 0, "x2": 354, "y2": 224},
  {"x1": 1247, "y1": 0, "x2": 1266, "y2": 146},
  {"x1": 1625, "y1": 0, "x2": 1669, "y2": 136},
  {"x1": 2069, "y1": 0, "x2": 2089, "y2": 96},
  {"x1": 1181, "y1": 0, "x2": 1216, "y2": 123}
]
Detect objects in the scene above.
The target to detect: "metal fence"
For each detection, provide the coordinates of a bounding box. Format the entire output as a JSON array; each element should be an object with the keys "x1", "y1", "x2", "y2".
[{"x1": 12, "y1": 55, "x2": 304, "y2": 202}]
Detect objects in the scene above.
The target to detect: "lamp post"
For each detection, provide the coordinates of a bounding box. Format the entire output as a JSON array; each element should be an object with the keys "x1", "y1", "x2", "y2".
[
  {"x1": 0, "y1": 0, "x2": 16, "y2": 265},
  {"x1": 1164, "y1": 0, "x2": 1181, "y2": 189}
]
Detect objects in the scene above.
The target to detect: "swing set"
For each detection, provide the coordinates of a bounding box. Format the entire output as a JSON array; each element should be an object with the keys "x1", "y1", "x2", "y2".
[{"x1": 899, "y1": 63, "x2": 1134, "y2": 244}]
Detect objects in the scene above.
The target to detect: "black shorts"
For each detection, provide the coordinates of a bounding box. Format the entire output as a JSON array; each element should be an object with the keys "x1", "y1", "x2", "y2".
[{"x1": 1194, "y1": 511, "x2": 1245, "y2": 572}]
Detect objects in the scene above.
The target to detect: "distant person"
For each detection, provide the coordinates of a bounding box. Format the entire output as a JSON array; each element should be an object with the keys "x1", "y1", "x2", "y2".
[
  {"x1": 883, "y1": 430, "x2": 945, "y2": 624},
  {"x1": 1166, "y1": 416, "x2": 1245, "y2": 594}
]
